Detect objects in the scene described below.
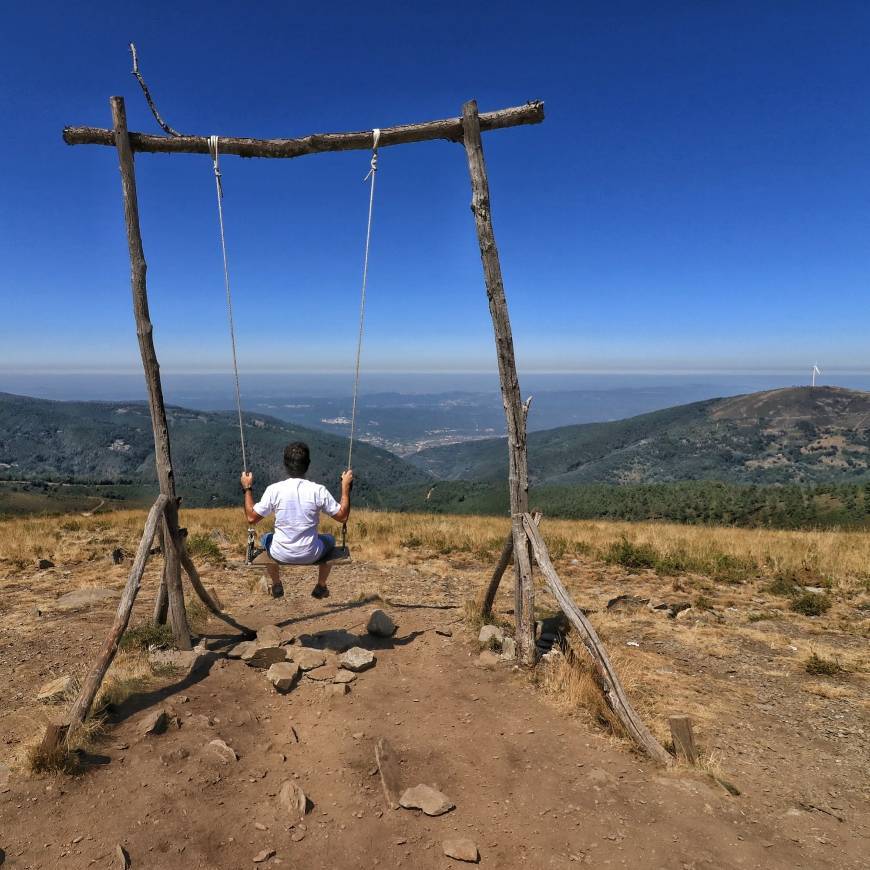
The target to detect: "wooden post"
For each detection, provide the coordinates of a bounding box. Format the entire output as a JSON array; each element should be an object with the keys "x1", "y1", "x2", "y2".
[
  {"x1": 479, "y1": 512, "x2": 542, "y2": 618},
  {"x1": 153, "y1": 526, "x2": 168, "y2": 625},
  {"x1": 462, "y1": 99, "x2": 535, "y2": 666},
  {"x1": 522, "y1": 514, "x2": 673, "y2": 765},
  {"x1": 668, "y1": 715, "x2": 698, "y2": 765},
  {"x1": 110, "y1": 95, "x2": 192, "y2": 649},
  {"x1": 64, "y1": 495, "x2": 169, "y2": 743}
]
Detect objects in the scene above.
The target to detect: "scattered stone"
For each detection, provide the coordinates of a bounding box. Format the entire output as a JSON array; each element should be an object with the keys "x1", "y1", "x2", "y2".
[
  {"x1": 475, "y1": 651, "x2": 500, "y2": 669},
  {"x1": 255, "y1": 624, "x2": 286, "y2": 647},
  {"x1": 675, "y1": 607, "x2": 695, "y2": 621},
  {"x1": 435, "y1": 627, "x2": 453, "y2": 637},
  {"x1": 242, "y1": 644, "x2": 287, "y2": 669},
  {"x1": 290, "y1": 831, "x2": 305, "y2": 842},
  {"x1": 499, "y1": 637, "x2": 516, "y2": 660},
  {"x1": 606, "y1": 594, "x2": 650, "y2": 611},
  {"x1": 293, "y1": 648, "x2": 328, "y2": 671},
  {"x1": 304, "y1": 669, "x2": 334, "y2": 682},
  {"x1": 648, "y1": 601, "x2": 670, "y2": 612},
  {"x1": 36, "y1": 675, "x2": 73, "y2": 703},
  {"x1": 140, "y1": 709, "x2": 168, "y2": 736},
  {"x1": 254, "y1": 822, "x2": 267, "y2": 831},
  {"x1": 442, "y1": 838, "x2": 480, "y2": 863},
  {"x1": 400, "y1": 784, "x2": 455, "y2": 816},
  {"x1": 253, "y1": 848, "x2": 275, "y2": 863},
  {"x1": 208, "y1": 738, "x2": 238, "y2": 763},
  {"x1": 38, "y1": 587, "x2": 118, "y2": 615},
  {"x1": 478, "y1": 624, "x2": 504, "y2": 646},
  {"x1": 37, "y1": 559, "x2": 55, "y2": 570},
  {"x1": 333, "y1": 670, "x2": 357, "y2": 684},
  {"x1": 266, "y1": 662, "x2": 302, "y2": 693},
  {"x1": 329, "y1": 683, "x2": 350, "y2": 696},
  {"x1": 278, "y1": 779, "x2": 309, "y2": 819},
  {"x1": 366, "y1": 609, "x2": 397, "y2": 637},
  {"x1": 339, "y1": 647, "x2": 375, "y2": 672},
  {"x1": 226, "y1": 641, "x2": 252, "y2": 660},
  {"x1": 669, "y1": 602, "x2": 692, "y2": 618},
  {"x1": 115, "y1": 844, "x2": 131, "y2": 869}
]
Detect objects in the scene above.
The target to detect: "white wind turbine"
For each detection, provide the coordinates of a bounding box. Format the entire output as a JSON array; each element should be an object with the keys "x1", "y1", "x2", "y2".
[{"x1": 811, "y1": 363, "x2": 821, "y2": 387}]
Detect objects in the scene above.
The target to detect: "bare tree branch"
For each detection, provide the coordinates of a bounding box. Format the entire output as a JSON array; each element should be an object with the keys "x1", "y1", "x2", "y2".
[{"x1": 129, "y1": 42, "x2": 183, "y2": 137}]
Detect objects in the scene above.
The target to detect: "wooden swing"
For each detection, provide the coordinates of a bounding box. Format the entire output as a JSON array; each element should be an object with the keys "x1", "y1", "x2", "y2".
[{"x1": 207, "y1": 129, "x2": 381, "y2": 569}]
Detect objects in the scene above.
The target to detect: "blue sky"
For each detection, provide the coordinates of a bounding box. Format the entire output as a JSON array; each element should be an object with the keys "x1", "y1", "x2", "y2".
[{"x1": 1, "y1": 1, "x2": 869, "y2": 376}]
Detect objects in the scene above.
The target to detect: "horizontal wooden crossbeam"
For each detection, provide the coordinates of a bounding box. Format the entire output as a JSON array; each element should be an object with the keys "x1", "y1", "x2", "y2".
[{"x1": 62, "y1": 100, "x2": 544, "y2": 159}]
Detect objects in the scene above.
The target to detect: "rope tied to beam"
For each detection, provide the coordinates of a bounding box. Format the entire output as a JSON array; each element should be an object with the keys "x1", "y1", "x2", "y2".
[
  {"x1": 343, "y1": 128, "x2": 380, "y2": 548},
  {"x1": 208, "y1": 134, "x2": 248, "y2": 472}
]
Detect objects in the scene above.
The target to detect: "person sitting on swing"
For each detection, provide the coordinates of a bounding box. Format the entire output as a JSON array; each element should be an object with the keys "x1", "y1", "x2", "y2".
[{"x1": 240, "y1": 441, "x2": 352, "y2": 599}]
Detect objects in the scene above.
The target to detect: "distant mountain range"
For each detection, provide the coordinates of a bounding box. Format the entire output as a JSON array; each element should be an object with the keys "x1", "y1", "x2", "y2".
[
  {"x1": 408, "y1": 387, "x2": 870, "y2": 486},
  {"x1": 0, "y1": 392, "x2": 430, "y2": 508},
  {"x1": 3, "y1": 387, "x2": 870, "y2": 523}
]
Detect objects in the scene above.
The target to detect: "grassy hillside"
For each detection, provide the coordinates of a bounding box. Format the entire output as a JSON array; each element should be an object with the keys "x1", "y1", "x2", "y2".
[
  {"x1": 409, "y1": 386, "x2": 870, "y2": 487},
  {"x1": 0, "y1": 392, "x2": 431, "y2": 511}
]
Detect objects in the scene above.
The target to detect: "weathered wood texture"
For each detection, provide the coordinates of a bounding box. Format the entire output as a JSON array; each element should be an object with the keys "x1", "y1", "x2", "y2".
[
  {"x1": 110, "y1": 95, "x2": 192, "y2": 650},
  {"x1": 161, "y1": 514, "x2": 192, "y2": 649},
  {"x1": 668, "y1": 715, "x2": 699, "y2": 765},
  {"x1": 66, "y1": 101, "x2": 544, "y2": 158},
  {"x1": 478, "y1": 511, "x2": 542, "y2": 618},
  {"x1": 152, "y1": 525, "x2": 168, "y2": 625},
  {"x1": 522, "y1": 514, "x2": 673, "y2": 765},
  {"x1": 65, "y1": 495, "x2": 169, "y2": 742},
  {"x1": 462, "y1": 99, "x2": 535, "y2": 666}
]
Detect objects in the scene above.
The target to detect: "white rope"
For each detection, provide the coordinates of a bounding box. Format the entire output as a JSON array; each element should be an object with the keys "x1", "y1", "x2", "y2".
[
  {"x1": 347, "y1": 128, "x2": 380, "y2": 472},
  {"x1": 208, "y1": 135, "x2": 248, "y2": 473}
]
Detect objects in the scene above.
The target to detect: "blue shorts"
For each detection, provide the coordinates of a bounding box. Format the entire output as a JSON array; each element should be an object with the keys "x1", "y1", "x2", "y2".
[{"x1": 261, "y1": 532, "x2": 335, "y2": 565}]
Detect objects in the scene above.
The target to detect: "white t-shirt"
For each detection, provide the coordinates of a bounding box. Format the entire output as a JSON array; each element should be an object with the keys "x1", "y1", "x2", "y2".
[{"x1": 253, "y1": 478, "x2": 342, "y2": 564}]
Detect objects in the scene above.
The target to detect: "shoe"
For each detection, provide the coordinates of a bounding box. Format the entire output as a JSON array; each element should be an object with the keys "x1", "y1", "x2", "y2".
[
  {"x1": 269, "y1": 583, "x2": 284, "y2": 598},
  {"x1": 311, "y1": 584, "x2": 330, "y2": 599}
]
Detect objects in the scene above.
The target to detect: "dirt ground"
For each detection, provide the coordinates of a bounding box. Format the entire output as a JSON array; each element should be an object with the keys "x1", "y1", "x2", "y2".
[{"x1": 0, "y1": 543, "x2": 867, "y2": 869}]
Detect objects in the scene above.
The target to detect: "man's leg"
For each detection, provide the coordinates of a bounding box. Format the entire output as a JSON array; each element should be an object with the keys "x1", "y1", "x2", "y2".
[
  {"x1": 264, "y1": 564, "x2": 283, "y2": 596},
  {"x1": 316, "y1": 561, "x2": 332, "y2": 589}
]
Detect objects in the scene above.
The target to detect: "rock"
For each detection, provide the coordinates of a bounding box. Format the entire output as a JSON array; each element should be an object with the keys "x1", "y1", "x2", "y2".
[
  {"x1": 648, "y1": 601, "x2": 670, "y2": 612},
  {"x1": 115, "y1": 844, "x2": 131, "y2": 869},
  {"x1": 339, "y1": 647, "x2": 376, "y2": 672},
  {"x1": 669, "y1": 601, "x2": 692, "y2": 618},
  {"x1": 499, "y1": 637, "x2": 516, "y2": 660},
  {"x1": 38, "y1": 587, "x2": 118, "y2": 615},
  {"x1": 208, "y1": 738, "x2": 238, "y2": 763},
  {"x1": 36, "y1": 675, "x2": 73, "y2": 703},
  {"x1": 333, "y1": 670, "x2": 357, "y2": 684},
  {"x1": 253, "y1": 848, "x2": 276, "y2": 863},
  {"x1": 435, "y1": 627, "x2": 453, "y2": 637},
  {"x1": 540, "y1": 647, "x2": 563, "y2": 665},
  {"x1": 37, "y1": 559, "x2": 55, "y2": 570},
  {"x1": 329, "y1": 683, "x2": 350, "y2": 696},
  {"x1": 256, "y1": 624, "x2": 288, "y2": 647},
  {"x1": 241, "y1": 643, "x2": 287, "y2": 669},
  {"x1": 399, "y1": 784, "x2": 455, "y2": 816},
  {"x1": 442, "y1": 838, "x2": 479, "y2": 863},
  {"x1": 304, "y1": 669, "x2": 334, "y2": 682},
  {"x1": 267, "y1": 662, "x2": 302, "y2": 693},
  {"x1": 278, "y1": 779, "x2": 309, "y2": 819},
  {"x1": 607, "y1": 594, "x2": 650, "y2": 611},
  {"x1": 366, "y1": 609, "x2": 397, "y2": 637},
  {"x1": 140, "y1": 709, "x2": 168, "y2": 736},
  {"x1": 675, "y1": 607, "x2": 694, "y2": 621},
  {"x1": 293, "y1": 648, "x2": 327, "y2": 671},
  {"x1": 227, "y1": 640, "x2": 253, "y2": 660},
  {"x1": 478, "y1": 624, "x2": 504, "y2": 646},
  {"x1": 160, "y1": 747, "x2": 190, "y2": 765},
  {"x1": 475, "y1": 651, "x2": 500, "y2": 669}
]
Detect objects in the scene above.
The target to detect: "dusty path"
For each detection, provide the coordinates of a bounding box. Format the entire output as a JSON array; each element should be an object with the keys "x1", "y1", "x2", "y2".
[{"x1": 0, "y1": 560, "x2": 866, "y2": 869}]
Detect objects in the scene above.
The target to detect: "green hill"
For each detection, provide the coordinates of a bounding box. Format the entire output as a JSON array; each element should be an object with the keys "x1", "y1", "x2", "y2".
[
  {"x1": 0, "y1": 392, "x2": 431, "y2": 511},
  {"x1": 408, "y1": 386, "x2": 870, "y2": 486}
]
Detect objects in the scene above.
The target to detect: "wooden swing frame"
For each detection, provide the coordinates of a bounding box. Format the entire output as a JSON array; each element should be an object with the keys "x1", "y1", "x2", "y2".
[{"x1": 53, "y1": 94, "x2": 671, "y2": 764}]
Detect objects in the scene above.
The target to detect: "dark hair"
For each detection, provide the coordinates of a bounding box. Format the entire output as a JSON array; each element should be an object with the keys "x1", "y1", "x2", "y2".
[{"x1": 283, "y1": 442, "x2": 311, "y2": 477}]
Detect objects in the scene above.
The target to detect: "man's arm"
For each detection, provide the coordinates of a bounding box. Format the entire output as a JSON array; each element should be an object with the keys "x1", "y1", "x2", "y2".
[
  {"x1": 240, "y1": 471, "x2": 264, "y2": 524},
  {"x1": 331, "y1": 469, "x2": 353, "y2": 524}
]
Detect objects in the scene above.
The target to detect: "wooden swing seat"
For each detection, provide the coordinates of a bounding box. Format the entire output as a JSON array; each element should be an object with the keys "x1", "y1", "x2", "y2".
[{"x1": 231, "y1": 545, "x2": 351, "y2": 570}]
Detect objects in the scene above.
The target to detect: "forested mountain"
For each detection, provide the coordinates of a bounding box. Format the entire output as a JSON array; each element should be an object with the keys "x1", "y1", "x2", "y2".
[
  {"x1": 0, "y1": 393, "x2": 431, "y2": 508},
  {"x1": 408, "y1": 387, "x2": 870, "y2": 487}
]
